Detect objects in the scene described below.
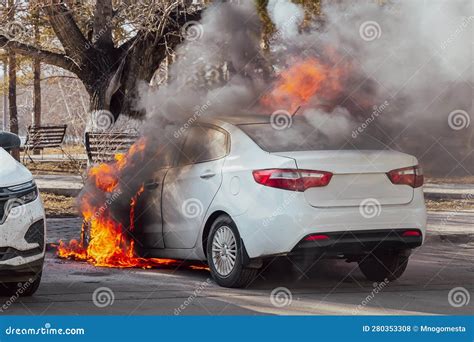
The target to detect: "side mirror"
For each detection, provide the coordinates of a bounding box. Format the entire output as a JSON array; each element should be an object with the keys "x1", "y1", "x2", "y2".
[{"x1": 0, "y1": 131, "x2": 21, "y2": 152}]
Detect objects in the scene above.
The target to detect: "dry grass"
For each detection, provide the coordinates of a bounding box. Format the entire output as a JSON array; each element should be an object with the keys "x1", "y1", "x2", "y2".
[
  {"x1": 425, "y1": 199, "x2": 474, "y2": 212},
  {"x1": 40, "y1": 192, "x2": 79, "y2": 218},
  {"x1": 32, "y1": 145, "x2": 86, "y2": 155},
  {"x1": 24, "y1": 161, "x2": 86, "y2": 175}
]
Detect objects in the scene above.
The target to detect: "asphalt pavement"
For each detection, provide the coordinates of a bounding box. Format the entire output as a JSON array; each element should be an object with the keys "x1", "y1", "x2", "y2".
[{"x1": 1, "y1": 212, "x2": 472, "y2": 316}]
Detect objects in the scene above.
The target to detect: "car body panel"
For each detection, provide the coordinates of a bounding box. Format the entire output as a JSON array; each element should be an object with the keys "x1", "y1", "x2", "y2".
[
  {"x1": 162, "y1": 158, "x2": 225, "y2": 249},
  {"x1": 145, "y1": 116, "x2": 427, "y2": 263},
  {"x1": 136, "y1": 169, "x2": 169, "y2": 250},
  {"x1": 0, "y1": 148, "x2": 32, "y2": 187}
]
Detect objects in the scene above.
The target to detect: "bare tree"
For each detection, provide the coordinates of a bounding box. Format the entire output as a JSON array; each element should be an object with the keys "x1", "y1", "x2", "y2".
[
  {"x1": 0, "y1": 0, "x2": 201, "y2": 122},
  {"x1": 7, "y1": 0, "x2": 19, "y2": 160}
]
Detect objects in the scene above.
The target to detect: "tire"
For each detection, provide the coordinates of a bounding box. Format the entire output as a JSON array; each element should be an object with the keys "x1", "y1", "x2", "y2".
[
  {"x1": 358, "y1": 251, "x2": 409, "y2": 282},
  {"x1": 0, "y1": 272, "x2": 42, "y2": 297},
  {"x1": 206, "y1": 215, "x2": 259, "y2": 288},
  {"x1": 82, "y1": 222, "x2": 91, "y2": 248}
]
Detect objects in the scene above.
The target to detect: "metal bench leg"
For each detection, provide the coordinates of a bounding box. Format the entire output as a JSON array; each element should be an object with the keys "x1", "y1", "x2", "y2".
[{"x1": 23, "y1": 148, "x2": 35, "y2": 164}]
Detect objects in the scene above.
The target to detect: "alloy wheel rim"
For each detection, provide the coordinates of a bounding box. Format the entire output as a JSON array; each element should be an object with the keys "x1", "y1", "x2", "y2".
[{"x1": 211, "y1": 226, "x2": 237, "y2": 277}]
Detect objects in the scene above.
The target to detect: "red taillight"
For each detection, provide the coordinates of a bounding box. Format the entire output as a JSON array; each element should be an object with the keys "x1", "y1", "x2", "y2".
[
  {"x1": 386, "y1": 165, "x2": 423, "y2": 188},
  {"x1": 305, "y1": 234, "x2": 330, "y2": 241},
  {"x1": 402, "y1": 230, "x2": 421, "y2": 237},
  {"x1": 252, "y1": 169, "x2": 333, "y2": 191}
]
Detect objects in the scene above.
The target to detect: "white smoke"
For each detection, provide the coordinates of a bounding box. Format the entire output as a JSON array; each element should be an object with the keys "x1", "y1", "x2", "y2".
[
  {"x1": 266, "y1": 0, "x2": 473, "y2": 175},
  {"x1": 267, "y1": 0, "x2": 304, "y2": 41},
  {"x1": 136, "y1": 0, "x2": 472, "y2": 176}
]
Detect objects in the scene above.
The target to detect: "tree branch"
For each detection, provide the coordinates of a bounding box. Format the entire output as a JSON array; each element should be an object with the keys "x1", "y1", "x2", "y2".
[
  {"x1": 0, "y1": 35, "x2": 78, "y2": 73},
  {"x1": 42, "y1": 1, "x2": 90, "y2": 61},
  {"x1": 93, "y1": 0, "x2": 114, "y2": 50}
]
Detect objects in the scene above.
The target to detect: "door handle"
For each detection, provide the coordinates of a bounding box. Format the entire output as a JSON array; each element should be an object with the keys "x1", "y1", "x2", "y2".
[
  {"x1": 200, "y1": 171, "x2": 216, "y2": 179},
  {"x1": 144, "y1": 181, "x2": 160, "y2": 190}
]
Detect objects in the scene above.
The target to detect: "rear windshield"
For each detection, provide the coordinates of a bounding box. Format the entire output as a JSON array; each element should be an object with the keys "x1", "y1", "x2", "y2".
[{"x1": 239, "y1": 121, "x2": 389, "y2": 152}]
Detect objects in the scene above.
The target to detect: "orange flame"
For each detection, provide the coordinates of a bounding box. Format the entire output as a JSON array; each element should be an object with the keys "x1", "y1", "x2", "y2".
[
  {"x1": 57, "y1": 138, "x2": 186, "y2": 269},
  {"x1": 262, "y1": 56, "x2": 350, "y2": 113}
]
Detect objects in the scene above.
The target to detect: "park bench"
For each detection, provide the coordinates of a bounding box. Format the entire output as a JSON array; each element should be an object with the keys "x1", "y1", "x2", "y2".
[
  {"x1": 84, "y1": 132, "x2": 139, "y2": 164},
  {"x1": 22, "y1": 124, "x2": 68, "y2": 162}
]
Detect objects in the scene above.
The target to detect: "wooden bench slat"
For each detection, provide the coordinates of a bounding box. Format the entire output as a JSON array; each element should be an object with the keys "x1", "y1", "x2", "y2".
[{"x1": 85, "y1": 131, "x2": 139, "y2": 164}]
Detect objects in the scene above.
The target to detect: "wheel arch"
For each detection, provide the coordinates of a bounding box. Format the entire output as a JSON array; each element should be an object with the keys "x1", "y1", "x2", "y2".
[{"x1": 202, "y1": 210, "x2": 231, "y2": 258}]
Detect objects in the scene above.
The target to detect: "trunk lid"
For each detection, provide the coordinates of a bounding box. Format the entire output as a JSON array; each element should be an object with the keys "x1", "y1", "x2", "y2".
[{"x1": 272, "y1": 150, "x2": 417, "y2": 207}]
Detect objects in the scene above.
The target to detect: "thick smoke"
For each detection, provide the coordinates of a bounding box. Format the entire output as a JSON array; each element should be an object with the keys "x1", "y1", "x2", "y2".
[
  {"x1": 69, "y1": 0, "x2": 472, "y2": 262},
  {"x1": 266, "y1": 0, "x2": 472, "y2": 176},
  {"x1": 135, "y1": 0, "x2": 472, "y2": 182}
]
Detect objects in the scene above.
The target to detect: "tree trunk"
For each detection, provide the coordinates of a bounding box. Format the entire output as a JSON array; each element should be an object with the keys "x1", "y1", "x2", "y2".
[
  {"x1": 33, "y1": 59, "x2": 41, "y2": 125},
  {"x1": 7, "y1": 0, "x2": 19, "y2": 160},
  {"x1": 33, "y1": 8, "x2": 41, "y2": 154},
  {"x1": 2, "y1": 60, "x2": 7, "y2": 132}
]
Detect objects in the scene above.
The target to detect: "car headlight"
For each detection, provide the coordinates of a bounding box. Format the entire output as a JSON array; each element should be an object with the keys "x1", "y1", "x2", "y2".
[
  {"x1": 1, "y1": 181, "x2": 38, "y2": 222},
  {"x1": 16, "y1": 188, "x2": 39, "y2": 204}
]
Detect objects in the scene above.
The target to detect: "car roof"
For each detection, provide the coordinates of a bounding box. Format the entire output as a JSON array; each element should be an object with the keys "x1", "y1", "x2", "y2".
[{"x1": 198, "y1": 114, "x2": 272, "y2": 126}]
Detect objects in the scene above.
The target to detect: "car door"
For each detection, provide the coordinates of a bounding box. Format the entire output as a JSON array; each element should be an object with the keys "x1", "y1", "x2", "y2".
[
  {"x1": 162, "y1": 124, "x2": 229, "y2": 249},
  {"x1": 133, "y1": 145, "x2": 178, "y2": 253}
]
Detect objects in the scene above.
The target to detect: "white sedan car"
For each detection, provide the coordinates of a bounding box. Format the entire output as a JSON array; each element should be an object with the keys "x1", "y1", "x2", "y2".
[
  {"x1": 0, "y1": 132, "x2": 45, "y2": 296},
  {"x1": 134, "y1": 116, "x2": 427, "y2": 288}
]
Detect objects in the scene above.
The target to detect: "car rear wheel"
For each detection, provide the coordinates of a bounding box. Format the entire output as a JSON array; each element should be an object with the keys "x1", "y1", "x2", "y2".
[
  {"x1": 358, "y1": 251, "x2": 409, "y2": 281},
  {"x1": 207, "y1": 215, "x2": 258, "y2": 288},
  {"x1": 0, "y1": 272, "x2": 42, "y2": 297}
]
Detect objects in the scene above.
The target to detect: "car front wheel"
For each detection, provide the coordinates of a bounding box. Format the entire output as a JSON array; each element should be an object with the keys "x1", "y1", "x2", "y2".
[
  {"x1": 0, "y1": 272, "x2": 42, "y2": 297},
  {"x1": 206, "y1": 215, "x2": 258, "y2": 288},
  {"x1": 358, "y1": 251, "x2": 409, "y2": 282}
]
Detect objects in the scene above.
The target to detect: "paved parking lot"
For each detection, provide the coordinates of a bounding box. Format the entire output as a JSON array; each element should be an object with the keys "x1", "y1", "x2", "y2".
[{"x1": 1, "y1": 213, "x2": 472, "y2": 315}]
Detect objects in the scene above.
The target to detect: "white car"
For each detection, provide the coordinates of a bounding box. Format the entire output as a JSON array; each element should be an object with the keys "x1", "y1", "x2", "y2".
[
  {"x1": 134, "y1": 115, "x2": 427, "y2": 288},
  {"x1": 0, "y1": 132, "x2": 45, "y2": 296}
]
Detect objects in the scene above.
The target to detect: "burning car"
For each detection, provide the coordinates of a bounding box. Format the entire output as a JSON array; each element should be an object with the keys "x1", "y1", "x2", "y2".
[
  {"x1": 59, "y1": 114, "x2": 427, "y2": 288},
  {"x1": 130, "y1": 115, "x2": 426, "y2": 287},
  {"x1": 0, "y1": 132, "x2": 45, "y2": 296}
]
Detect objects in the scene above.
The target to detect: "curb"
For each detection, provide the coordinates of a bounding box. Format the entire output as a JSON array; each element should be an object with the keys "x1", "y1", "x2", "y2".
[
  {"x1": 424, "y1": 191, "x2": 471, "y2": 200},
  {"x1": 425, "y1": 233, "x2": 472, "y2": 244}
]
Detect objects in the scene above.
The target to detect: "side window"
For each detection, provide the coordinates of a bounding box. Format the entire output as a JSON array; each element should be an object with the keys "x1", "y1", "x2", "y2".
[{"x1": 178, "y1": 126, "x2": 227, "y2": 165}]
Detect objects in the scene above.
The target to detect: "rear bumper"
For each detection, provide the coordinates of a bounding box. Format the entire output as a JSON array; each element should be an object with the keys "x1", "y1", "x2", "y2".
[
  {"x1": 291, "y1": 229, "x2": 423, "y2": 258},
  {"x1": 234, "y1": 188, "x2": 426, "y2": 259}
]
